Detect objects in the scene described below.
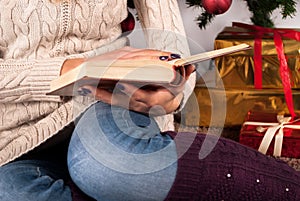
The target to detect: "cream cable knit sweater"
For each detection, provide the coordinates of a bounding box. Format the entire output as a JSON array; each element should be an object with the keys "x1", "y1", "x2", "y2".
[{"x1": 0, "y1": 0, "x2": 195, "y2": 166}]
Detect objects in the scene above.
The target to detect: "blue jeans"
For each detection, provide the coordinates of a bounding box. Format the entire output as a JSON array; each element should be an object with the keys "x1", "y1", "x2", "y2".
[
  {"x1": 67, "y1": 101, "x2": 177, "y2": 201},
  {"x1": 0, "y1": 160, "x2": 72, "y2": 201},
  {"x1": 0, "y1": 102, "x2": 177, "y2": 201}
]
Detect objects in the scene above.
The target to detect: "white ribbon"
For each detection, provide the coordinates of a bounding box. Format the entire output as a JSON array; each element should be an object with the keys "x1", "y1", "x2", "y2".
[{"x1": 243, "y1": 115, "x2": 300, "y2": 157}]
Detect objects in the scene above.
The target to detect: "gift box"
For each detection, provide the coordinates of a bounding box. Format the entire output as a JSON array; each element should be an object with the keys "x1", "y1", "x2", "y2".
[
  {"x1": 214, "y1": 23, "x2": 300, "y2": 89},
  {"x1": 239, "y1": 110, "x2": 300, "y2": 158},
  {"x1": 182, "y1": 87, "x2": 300, "y2": 127}
]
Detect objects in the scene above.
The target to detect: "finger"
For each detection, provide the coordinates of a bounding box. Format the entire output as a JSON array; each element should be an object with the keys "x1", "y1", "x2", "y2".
[
  {"x1": 185, "y1": 64, "x2": 196, "y2": 79},
  {"x1": 120, "y1": 83, "x2": 182, "y2": 113},
  {"x1": 120, "y1": 49, "x2": 172, "y2": 60},
  {"x1": 82, "y1": 85, "x2": 114, "y2": 105},
  {"x1": 168, "y1": 64, "x2": 195, "y2": 93},
  {"x1": 118, "y1": 82, "x2": 177, "y2": 102},
  {"x1": 117, "y1": 47, "x2": 182, "y2": 61},
  {"x1": 82, "y1": 85, "x2": 182, "y2": 115},
  {"x1": 148, "y1": 92, "x2": 184, "y2": 115},
  {"x1": 85, "y1": 85, "x2": 155, "y2": 113},
  {"x1": 81, "y1": 85, "x2": 132, "y2": 108},
  {"x1": 122, "y1": 55, "x2": 170, "y2": 61},
  {"x1": 115, "y1": 82, "x2": 147, "y2": 102}
]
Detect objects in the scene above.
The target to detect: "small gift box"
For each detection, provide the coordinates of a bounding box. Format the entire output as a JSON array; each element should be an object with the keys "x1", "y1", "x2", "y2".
[
  {"x1": 239, "y1": 110, "x2": 300, "y2": 158},
  {"x1": 214, "y1": 22, "x2": 300, "y2": 89}
]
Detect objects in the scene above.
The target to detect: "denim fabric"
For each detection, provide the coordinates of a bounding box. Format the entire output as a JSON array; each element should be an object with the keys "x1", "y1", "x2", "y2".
[
  {"x1": 0, "y1": 160, "x2": 72, "y2": 201},
  {"x1": 67, "y1": 101, "x2": 178, "y2": 201}
]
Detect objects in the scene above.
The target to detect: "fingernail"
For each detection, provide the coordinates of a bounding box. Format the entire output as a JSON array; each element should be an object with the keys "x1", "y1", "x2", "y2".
[
  {"x1": 77, "y1": 87, "x2": 91, "y2": 96},
  {"x1": 171, "y1": 54, "x2": 181, "y2": 59},
  {"x1": 159, "y1": 56, "x2": 169, "y2": 61},
  {"x1": 116, "y1": 83, "x2": 125, "y2": 91}
]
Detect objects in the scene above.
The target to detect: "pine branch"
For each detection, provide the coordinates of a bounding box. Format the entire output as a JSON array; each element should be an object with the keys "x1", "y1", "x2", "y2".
[
  {"x1": 278, "y1": 0, "x2": 297, "y2": 18},
  {"x1": 245, "y1": 0, "x2": 297, "y2": 27},
  {"x1": 196, "y1": 12, "x2": 215, "y2": 29},
  {"x1": 185, "y1": 0, "x2": 216, "y2": 29},
  {"x1": 185, "y1": 0, "x2": 202, "y2": 7}
]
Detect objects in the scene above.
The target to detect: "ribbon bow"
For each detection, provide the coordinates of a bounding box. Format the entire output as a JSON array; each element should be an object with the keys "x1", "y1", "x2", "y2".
[
  {"x1": 232, "y1": 22, "x2": 300, "y2": 119},
  {"x1": 243, "y1": 116, "x2": 300, "y2": 157}
]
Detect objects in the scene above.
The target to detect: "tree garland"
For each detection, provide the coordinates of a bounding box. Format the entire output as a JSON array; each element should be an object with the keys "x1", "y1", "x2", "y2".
[{"x1": 127, "y1": 0, "x2": 297, "y2": 29}]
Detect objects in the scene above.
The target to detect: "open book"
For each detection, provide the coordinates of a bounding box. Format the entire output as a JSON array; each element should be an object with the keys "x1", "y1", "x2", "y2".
[{"x1": 48, "y1": 43, "x2": 251, "y2": 96}]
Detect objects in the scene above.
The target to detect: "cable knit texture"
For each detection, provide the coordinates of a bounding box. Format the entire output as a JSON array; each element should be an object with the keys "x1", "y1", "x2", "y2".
[{"x1": 0, "y1": 0, "x2": 193, "y2": 166}]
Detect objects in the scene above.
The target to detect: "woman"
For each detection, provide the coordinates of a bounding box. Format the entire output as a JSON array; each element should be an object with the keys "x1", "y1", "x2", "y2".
[{"x1": 0, "y1": 0, "x2": 300, "y2": 201}]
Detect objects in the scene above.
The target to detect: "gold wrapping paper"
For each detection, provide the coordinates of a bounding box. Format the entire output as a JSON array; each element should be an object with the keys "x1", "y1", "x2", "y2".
[
  {"x1": 214, "y1": 27, "x2": 300, "y2": 88},
  {"x1": 183, "y1": 87, "x2": 300, "y2": 127}
]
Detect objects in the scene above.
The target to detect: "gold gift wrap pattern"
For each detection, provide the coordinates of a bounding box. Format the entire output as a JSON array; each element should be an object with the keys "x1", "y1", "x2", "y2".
[
  {"x1": 183, "y1": 87, "x2": 300, "y2": 127},
  {"x1": 214, "y1": 27, "x2": 300, "y2": 88}
]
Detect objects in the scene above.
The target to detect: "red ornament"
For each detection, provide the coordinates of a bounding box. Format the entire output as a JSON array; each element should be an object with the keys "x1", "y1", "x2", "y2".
[
  {"x1": 202, "y1": 0, "x2": 232, "y2": 15},
  {"x1": 121, "y1": 11, "x2": 135, "y2": 35}
]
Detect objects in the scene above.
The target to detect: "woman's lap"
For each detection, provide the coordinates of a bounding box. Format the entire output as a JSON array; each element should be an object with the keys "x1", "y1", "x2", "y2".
[
  {"x1": 2, "y1": 101, "x2": 300, "y2": 201},
  {"x1": 66, "y1": 101, "x2": 300, "y2": 200},
  {"x1": 67, "y1": 101, "x2": 178, "y2": 201}
]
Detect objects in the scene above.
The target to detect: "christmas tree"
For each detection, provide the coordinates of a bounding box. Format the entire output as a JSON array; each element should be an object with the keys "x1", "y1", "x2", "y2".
[
  {"x1": 126, "y1": 0, "x2": 297, "y2": 28},
  {"x1": 185, "y1": 0, "x2": 297, "y2": 29}
]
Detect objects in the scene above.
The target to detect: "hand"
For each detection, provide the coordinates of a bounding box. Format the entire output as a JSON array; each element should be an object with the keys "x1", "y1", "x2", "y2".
[
  {"x1": 83, "y1": 83, "x2": 185, "y2": 116},
  {"x1": 60, "y1": 46, "x2": 175, "y2": 75},
  {"x1": 65, "y1": 46, "x2": 195, "y2": 115}
]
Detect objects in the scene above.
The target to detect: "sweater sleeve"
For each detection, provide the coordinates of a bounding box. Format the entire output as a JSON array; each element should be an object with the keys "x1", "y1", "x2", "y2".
[
  {"x1": 133, "y1": 0, "x2": 196, "y2": 110},
  {"x1": 0, "y1": 57, "x2": 66, "y2": 103}
]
